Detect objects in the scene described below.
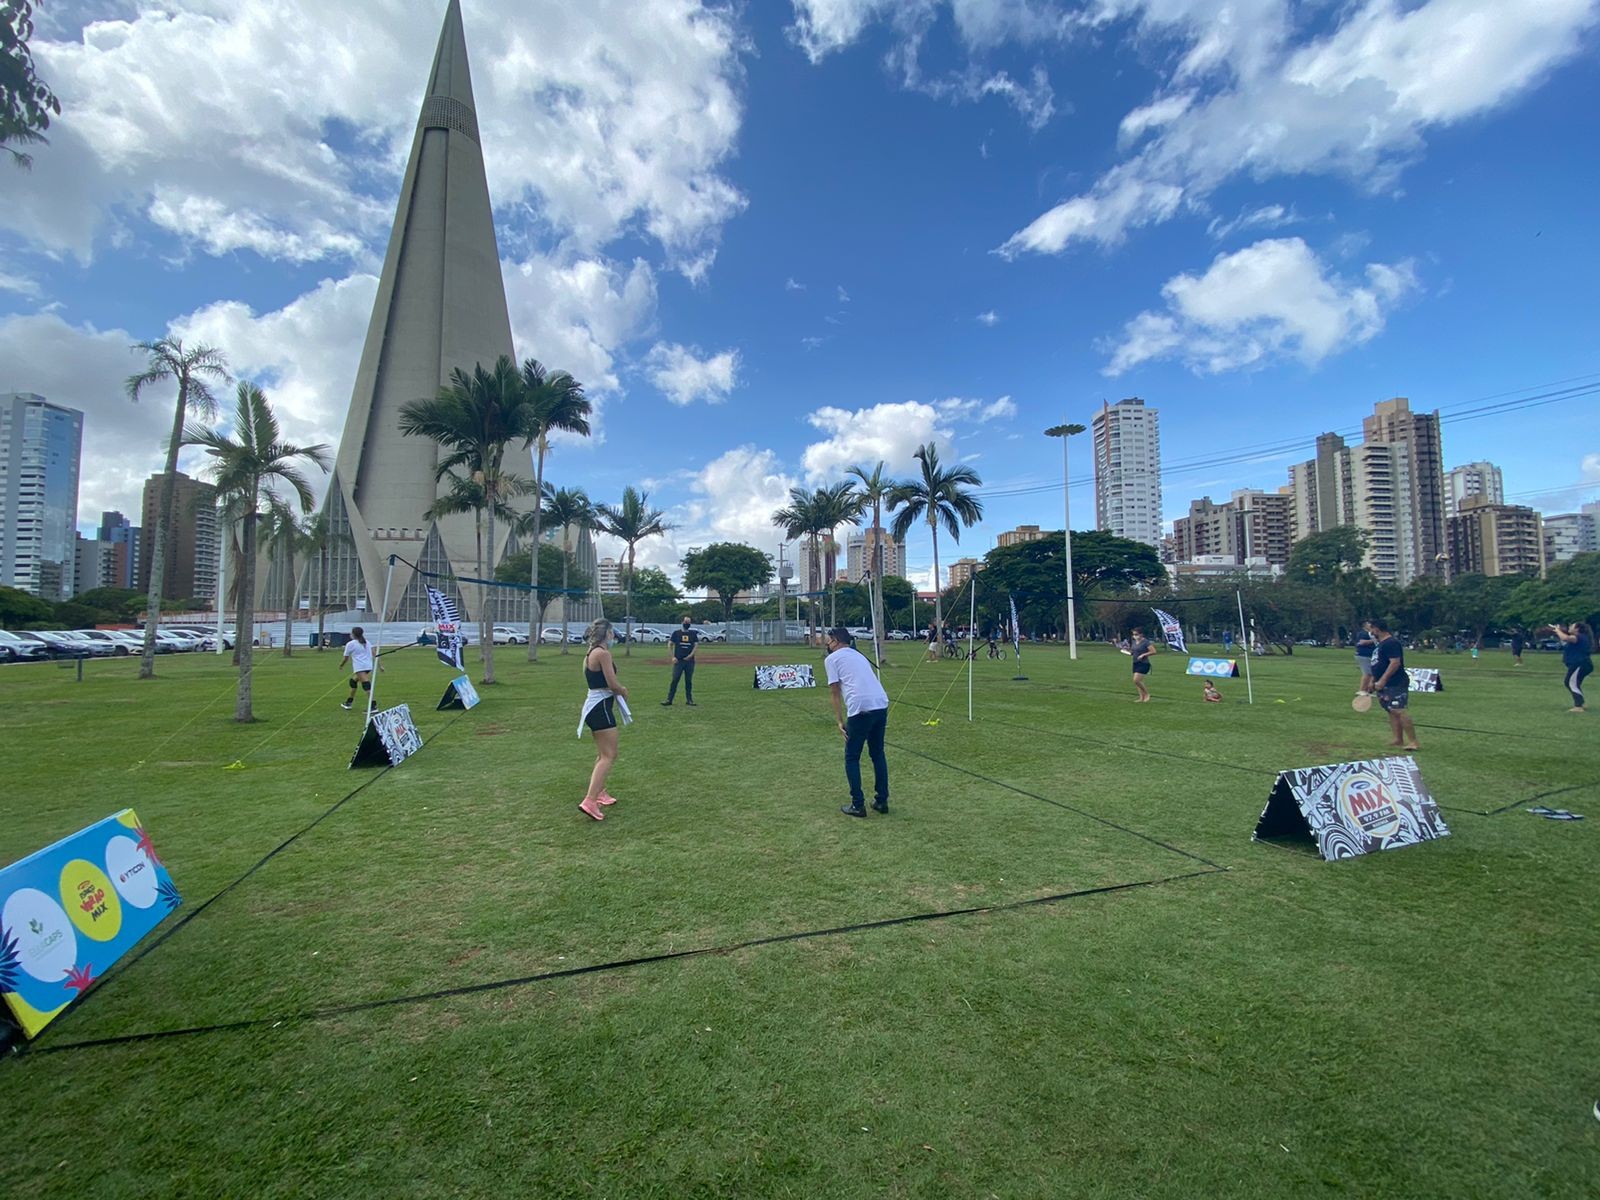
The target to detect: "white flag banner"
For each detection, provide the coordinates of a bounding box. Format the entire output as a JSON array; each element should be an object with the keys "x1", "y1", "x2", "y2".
[
  {"x1": 1008, "y1": 592, "x2": 1022, "y2": 658},
  {"x1": 426, "y1": 584, "x2": 464, "y2": 671},
  {"x1": 1153, "y1": 607, "x2": 1186, "y2": 653}
]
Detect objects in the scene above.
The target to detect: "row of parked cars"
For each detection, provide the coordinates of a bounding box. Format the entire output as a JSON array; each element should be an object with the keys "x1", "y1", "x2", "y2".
[{"x1": 0, "y1": 625, "x2": 237, "y2": 663}]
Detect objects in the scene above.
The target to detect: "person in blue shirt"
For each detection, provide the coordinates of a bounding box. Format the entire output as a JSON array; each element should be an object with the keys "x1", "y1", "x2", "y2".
[
  {"x1": 1368, "y1": 618, "x2": 1418, "y2": 751},
  {"x1": 1549, "y1": 621, "x2": 1594, "y2": 713},
  {"x1": 1354, "y1": 621, "x2": 1377, "y2": 695}
]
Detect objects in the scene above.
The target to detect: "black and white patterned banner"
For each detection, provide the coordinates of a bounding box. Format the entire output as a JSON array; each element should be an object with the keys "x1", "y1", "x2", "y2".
[
  {"x1": 1153, "y1": 607, "x2": 1186, "y2": 653},
  {"x1": 1253, "y1": 756, "x2": 1449, "y2": 861},
  {"x1": 426, "y1": 584, "x2": 464, "y2": 671},
  {"x1": 350, "y1": 703, "x2": 424, "y2": 769},
  {"x1": 754, "y1": 663, "x2": 816, "y2": 690},
  {"x1": 1408, "y1": 668, "x2": 1442, "y2": 693}
]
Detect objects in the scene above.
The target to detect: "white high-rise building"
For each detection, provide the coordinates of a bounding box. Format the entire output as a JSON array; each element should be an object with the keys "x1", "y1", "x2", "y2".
[
  {"x1": 846, "y1": 527, "x2": 905, "y2": 582},
  {"x1": 1092, "y1": 397, "x2": 1162, "y2": 549},
  {"x1": 0, "y1": 392, "x2": 84, "y2": 599},
  {"x1": 1543, "y1": 511, "x2": 1597, "y2": 564},
  {"x1": 1447, "y1": 461, "x2": 1504, "y2": 517},
  {"x1": 596, "y1": 557, "x2": 622, "y2": 594}
]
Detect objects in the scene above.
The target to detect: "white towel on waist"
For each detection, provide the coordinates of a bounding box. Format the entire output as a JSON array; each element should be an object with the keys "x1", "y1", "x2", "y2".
[{"x1": 577, "y1": 688, "x2": 632, "y2": 736}]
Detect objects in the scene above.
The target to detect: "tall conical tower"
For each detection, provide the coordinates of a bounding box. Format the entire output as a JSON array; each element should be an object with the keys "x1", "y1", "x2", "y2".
[{"x1": 323, "y1": 0, "x2": 517, "y2": 621}]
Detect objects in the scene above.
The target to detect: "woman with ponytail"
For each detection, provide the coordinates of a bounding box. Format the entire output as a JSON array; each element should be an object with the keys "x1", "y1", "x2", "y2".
[{"x1": 576, "y1": 619, "x2": 631, "y2": 820}]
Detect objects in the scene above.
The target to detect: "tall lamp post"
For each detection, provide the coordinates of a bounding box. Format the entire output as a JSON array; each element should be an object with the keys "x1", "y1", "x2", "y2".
[{"x1": 1045, "y1": 422, "x2": 1086, "y2": 660}]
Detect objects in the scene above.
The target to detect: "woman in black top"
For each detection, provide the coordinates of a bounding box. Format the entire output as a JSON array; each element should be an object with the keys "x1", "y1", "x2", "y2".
[
  {"x1": 1129, "y1": 626, "x2": 1154, "y2": 703},
  {"x1": 577, "y1": 619, "x2": 630, "y2": 820},
  {"x1": 1550, "y1": 621, "x2": 1594, "y2": 712}
]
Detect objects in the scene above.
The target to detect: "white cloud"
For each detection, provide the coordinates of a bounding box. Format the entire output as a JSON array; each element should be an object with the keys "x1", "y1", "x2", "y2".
[
  {"x1": 837, "y1": 285, "x2": 851, "y2": 302},
  {"x1": 1102, "y1": 237, "x2": 1418, "y2": 375},
  {"x1": 645, "y1": 342, "x2": 741, "y2": 406},
  {"x1": 976, "y1": 309, "x2": 999, "y2": 326},
  {"x1": 801, "y1": 400, "x2": 957, "y2": 483},
  {"x1": 16, "y1": 1, "x2": 747, "y2": 273},
  {"x1": 999, "y1": 0, "x2": 1597, "y2": 254},
  {"x1": 936, "y1": 395, "x2": 1016, "y2": 422},
  {"x1": 1205, "y1": 203, "x2": 1300, "y2": 240},
  {"x1": 0, "y1": 271, "x2": 43, "y2": 299},
  {"x1": 1116, "y1": 91, "x2": 1193, "y2": 145},
  {"x1": 786, "y1": 277, "x2": 807, "y2": 291}
]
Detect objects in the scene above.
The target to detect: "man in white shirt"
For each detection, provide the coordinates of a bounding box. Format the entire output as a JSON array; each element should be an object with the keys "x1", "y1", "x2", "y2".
[{"x1": 824, "y1": 626, "x2": 891, "y2": 817}]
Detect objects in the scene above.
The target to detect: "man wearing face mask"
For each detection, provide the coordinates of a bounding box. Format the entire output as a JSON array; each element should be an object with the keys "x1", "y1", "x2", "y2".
[{"x1": 662, "y1": 613, "x2": 700, "y2": 706}]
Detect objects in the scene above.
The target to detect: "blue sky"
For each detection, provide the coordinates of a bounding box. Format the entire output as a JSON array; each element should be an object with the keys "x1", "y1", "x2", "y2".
[{"x1": 3, "y1": 0, "x2": 1597, "y2": 586}]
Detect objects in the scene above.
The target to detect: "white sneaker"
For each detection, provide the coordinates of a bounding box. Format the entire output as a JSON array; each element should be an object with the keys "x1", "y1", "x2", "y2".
[{"x1": 341, "y1": 700, "x2": 353, "y2": 710}]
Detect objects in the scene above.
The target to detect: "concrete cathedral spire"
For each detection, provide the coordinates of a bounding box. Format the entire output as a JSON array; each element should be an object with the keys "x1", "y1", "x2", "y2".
[{"x1": 323, "y1": 0, "x2": 518, "y2": 621}]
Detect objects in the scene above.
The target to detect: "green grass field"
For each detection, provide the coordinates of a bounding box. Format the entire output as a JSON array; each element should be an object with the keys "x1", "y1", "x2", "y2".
[{"x1": 1, "y1": 639, "x2": 1596, "y2": 1198}]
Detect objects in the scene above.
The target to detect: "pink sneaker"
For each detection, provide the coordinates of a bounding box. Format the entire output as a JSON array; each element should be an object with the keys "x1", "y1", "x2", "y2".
[
  {"x1": 578, "y1": 796, "x2": 605, "y2": 821},
  {"x1": 597, "y1": 791, "x2": 618, "y2": 806}
]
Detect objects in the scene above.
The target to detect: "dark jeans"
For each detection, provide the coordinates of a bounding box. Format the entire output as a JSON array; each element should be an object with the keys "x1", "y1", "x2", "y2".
[
  {"x1": 844, "y1": 706, "x2": 889, "y2": 806},
  {"x1": 667, "y1": 658, "x2": 695, "y2": 702}
]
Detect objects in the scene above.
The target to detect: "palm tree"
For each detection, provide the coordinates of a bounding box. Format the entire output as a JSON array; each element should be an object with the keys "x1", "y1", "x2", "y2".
[
  {"x1": 126, "y1": 338, "x2": 230, "y2": 678},
  {"x1": 812, "y1": 480, "x2": 864, "y2": 628},
  {"x1": 533, "y1": 485, "x2": 596, "y2": 655},
  {"x1": 398, "y1": 355, "x2": 536, "y2": 685},
  {"x1": 426, "y1": 464, "x2": 527, "y2": 653},
  {"x1": 772, "y1": 488, "x2": 826, "y2": 644},
  {"x1": 519, "y1": 359, "x2": 591, "y2": 660},
  {"x1": 847, "y1": 461, "x2": 894, "y2": 657},
  {"x1": 594, "y1": 487, "x2": 671, "y2": 657},
  {"x1": 263, "y1": 502, "x2": 313, "y2": 657},
  {"x1": 301, "y1": 509, "x2": 353, "y2": 651},
  {"x1": 185, "y1": 382, "x2": 330, "y2": 722},
  {"x1": 887, "y1": 444, "x2": 984, "y2": 643}
]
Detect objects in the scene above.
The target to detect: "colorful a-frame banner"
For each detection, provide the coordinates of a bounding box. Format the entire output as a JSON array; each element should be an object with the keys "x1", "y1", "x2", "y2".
[
  {"x1": 1253, "y1": 757, "x2": 1449, "y2": 861},
  {"x1": 1, "y1": 810, "x2": 181, "y2": 1038},
  {"x1": 1186, "y1": 657, "x2": 1239, "y2": 677},
  {"x1": 754, "y1": 664, "x2": 816, "y2": 690},
  {"x1": 437, "y1": 674, "x2": 481, "y2": 711}
]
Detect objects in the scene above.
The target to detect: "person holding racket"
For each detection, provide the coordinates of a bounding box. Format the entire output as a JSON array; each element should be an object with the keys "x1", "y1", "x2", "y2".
[
  {"x1": 1368, "y1": 618, "x2": 1419, "y2": 751},
  {"x1": 1130, "y1": 625, "x2": 1154, "y2": 702}
]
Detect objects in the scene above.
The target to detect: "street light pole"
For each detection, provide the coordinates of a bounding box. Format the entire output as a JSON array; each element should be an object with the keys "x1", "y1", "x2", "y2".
[{"x1": 1045, "y1": 423, "x2": 1086, "y2": 661}]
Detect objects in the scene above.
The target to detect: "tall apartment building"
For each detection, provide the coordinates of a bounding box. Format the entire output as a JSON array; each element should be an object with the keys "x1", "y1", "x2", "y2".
[
  {"x1": 1288, "y1": 432, "x2": 1349, "y2": 542},
  {"x1": 1364, "y1": 397, "x2": 1446, "y2": 577},
  {"x1": 1238, "y1": 489, "x2": 1295, "y2": 566},
  {"x1": 1446, "y1": 461, "x2": 1503, "y2": 517},
  {"x1": 74, "y1": 534, "x2": 119, "y2": 594},
  {"x1": 798, "y1": 539, "x2": 837, "y2": 594},
  {"x1": 1542, "y1": 511, "x2": 1597, "y2": 563},
  {"x1": 0, "y1": 392, "x2": 84, "y2": 599},
  {"x1": 138, "y1": 471, "x2": 219, "y2": 602},
  {"x1": 1091, "y1": 397, "x2": 1162, "y2": 549},
  {"x1": 1447, "y1": 496, "x2": 1545, "y2": 578},
  {"x1": 996, "y1": 524, "x2": 1048, "y2": 548},
  {"x1": 1343, "y1": 442, "x2": 1418, "y2": 585},
  {"x1": 98, "y1": 510, "x2": 141, "y2": 590},
  {"x1": 596, "y1": 557, "x2": 622, "y2": 594},
  {"x1": 1173, "y1": 489, "x2": 1295, "y2": 567},
  {"x1": 1173, "y1": 497, "x2": 1241, "y2": 562},
  {"x1": 945, "y1": 557, "x2": 982, "y2": 589},
  {"x1": 846, "y1": 527, "x2": 906, "y2": 582}
]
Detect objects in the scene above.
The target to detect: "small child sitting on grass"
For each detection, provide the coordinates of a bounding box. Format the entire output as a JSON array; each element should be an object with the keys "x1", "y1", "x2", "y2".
[{"x1": 1202, "y1": 681, "x2": 1223, "y2": 703}]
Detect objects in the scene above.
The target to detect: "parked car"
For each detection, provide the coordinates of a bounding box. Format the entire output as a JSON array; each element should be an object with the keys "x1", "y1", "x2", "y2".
[
  {"x1": 492, "y1": 625, "x2": 527, "y2": 645},
  {"x1": 44, "y1": 630, "x2": 116, "y2": 657},
  {"x1": 75, "y1": 629, "x2": 135, "y2": 655},
  {"x1": 0, "y1": 629, "x2": 50, "y2": 662},
  {"x1": 886, "y1": 629, "x2": 915, "y2": 640},
  {"x1": 630, "y1": 626, "x2": 668, "y2": 643},
  {"x1": 538, "y1": 626, "x2": 567, "y2": 644},
  {"x1": 155, "y1": 630, "x2": 201, "y2": 652}
]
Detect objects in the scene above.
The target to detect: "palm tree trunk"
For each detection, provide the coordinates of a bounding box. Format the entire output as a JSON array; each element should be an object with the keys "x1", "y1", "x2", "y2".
[
  {"x1": 481, "y1": 489, "x2": 497, "y2": 685},
  {"x1": 528, "y1": 439, "x2": 545, "y2": 662},
  {"x1": 235, "y1": 502, "x2": 257, "y2": 722},
  {"x1": 623, "y1": 544, "x2": 636, "y2": 657},
  {"x1": 140, "y1": 385, "x2": 188, "y2": 679},
  {"x1": 930, "y1": 515, "x2": 943, "y2": 638},
  {"x1": 871, "y1": 500, "x2": 886, "y2": 657},
  {"x1": 316, "y1": 544, "x2": 328, "y2": 651},
  {"x1": 559, "y1": 528, "x2": 572, "y2": 655},
  {"x1": 281, "y1": 548, "x2": 295, "y2": 657},
  {"x1": 808, "y1": 532, "x2": 820, "y2": 645}
]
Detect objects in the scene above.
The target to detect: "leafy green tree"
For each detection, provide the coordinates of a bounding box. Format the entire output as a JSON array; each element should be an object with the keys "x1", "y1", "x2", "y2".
[
  {"x1": 1499, "y1": 552, "x2": 1600, "y2": 633},
  {"x1": 0, "y1": 585, "x2": 55, "y2": 627},
  {"x1": 525, "y1": 485, "x2": 596, "y2": 654},
  {"x1": 185, "y1": 382, "x2": 330, "y2": 721},
  {"x1": 263, "y1": 503, "x2": 317, "y2": 656},
  {"x1": 1, "y1": 2, "x2": 60, "y2": 168},
  {"x1": 772, "y1": 488, "x2": 828, "y2": 643},
  {"x1": 846, "y1": 461, "x2": 894, "y2": 652},
  {"x1": 594, "y1": 487, "x2": 672, "y2": 655},
  {"x1": 399, "y1": 355, "x2": 537, "y2": 684},
  {"x1": 1286, "y1": 526, "x2": 1370, "y2": 583},
  {"x1": 69, "y1": 587, "x2": 144, "y2": 622},
  {"x1": 301, "y1": 508, "x2": 353, "y2": 651},
  {"x1": 495, "y1": 545, "x2": 590, "y2": 625},
  {"x1": 879, "y1": 575, "x2": 913, "y2": 629},
  {"x1": 887, "y1": 444, "x2": 983, "y2": 640},
  {"x1": 682, "y1": 542, "x2": 773, "y2": 625},
  {"x1": 981, "y1": 531, "x2": 1164, "y2": 639},
  {"x1": 126, "y1": 337, "x2": 230, "y2": 678},
  {"x1": 518, "y1": 359, "x2": 590, "y2": 658}
]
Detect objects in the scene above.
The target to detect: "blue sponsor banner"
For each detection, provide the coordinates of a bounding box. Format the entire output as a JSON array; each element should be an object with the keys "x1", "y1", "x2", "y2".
[
  {"x1": 1186, "y1": 657, "x2": 1240, "y2": 678},
  {"x1": 452, "y1": 675, "x2": 480, "y2": 708},
  {"x1": 1, "y1": 810, "x2": 181, "y2": 1038}
]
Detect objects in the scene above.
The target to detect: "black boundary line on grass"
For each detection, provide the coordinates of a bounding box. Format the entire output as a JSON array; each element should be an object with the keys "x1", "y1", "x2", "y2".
[
  {"x1": 1435, "y1": 779, "x2": 1600, "y2": 818},
  {"x1": 779, "y1": 695, "x2": 1228, "y2": 871},
  {"x1": 25, "y1": 868, "x2": 1226, "y2": 1056},
  {"x1": 56, "y1": 713, "x2": 468, "y2": 1014}
]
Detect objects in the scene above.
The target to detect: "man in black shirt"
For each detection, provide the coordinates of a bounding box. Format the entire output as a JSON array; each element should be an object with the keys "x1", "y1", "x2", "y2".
[
  {"x1": 662, "y1": 614, "x2": 699, "y2": 706},
  {"x1": 1369, "y1": 618, "x2": 1419, "y2": 751}
]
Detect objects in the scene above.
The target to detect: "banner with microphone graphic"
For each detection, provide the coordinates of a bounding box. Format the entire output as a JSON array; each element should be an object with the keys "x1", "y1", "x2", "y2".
[{"x1": 1153, "y1": 607, "x2": 1186, "y2": 653}]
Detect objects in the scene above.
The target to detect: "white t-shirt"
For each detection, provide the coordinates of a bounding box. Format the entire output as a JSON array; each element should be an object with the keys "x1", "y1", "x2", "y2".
[
  {"x1": 825, "y1": 646, "x2": 888, "y2": 716},
  {"x1": 342, "y1": 638, "x2": 375, "y2": 673}
]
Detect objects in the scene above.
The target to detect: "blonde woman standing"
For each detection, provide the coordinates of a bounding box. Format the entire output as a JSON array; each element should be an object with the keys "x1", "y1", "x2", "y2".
[{"x1": 577, "y1": 619, "x2": 631, "y2": 820}]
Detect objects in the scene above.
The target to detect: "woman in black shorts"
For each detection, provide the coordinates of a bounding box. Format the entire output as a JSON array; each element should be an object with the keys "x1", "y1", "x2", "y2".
[
  {"x1": 1130, "y1": 626, "x2": 1153, "y2": 702},
  {"x1": 577, "y1": 619, "x2": 630, "y2": 821}
]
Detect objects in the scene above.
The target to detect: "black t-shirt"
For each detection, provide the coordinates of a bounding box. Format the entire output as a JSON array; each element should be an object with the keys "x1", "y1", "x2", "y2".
[
  {"x1": 1372, "y1": 635, "x2": 1408, "y2": 690},
  {"x1": 669, "y1": 628, "x2": 700, "y2": 661}
]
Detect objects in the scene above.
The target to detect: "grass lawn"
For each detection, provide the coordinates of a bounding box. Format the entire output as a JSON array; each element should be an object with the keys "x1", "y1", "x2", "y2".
[{"x1": 1, "y1": 638, "x2": 1596, "y2": 1197}]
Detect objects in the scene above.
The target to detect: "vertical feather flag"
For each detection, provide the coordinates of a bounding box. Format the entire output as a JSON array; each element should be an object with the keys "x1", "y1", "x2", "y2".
[
  {"x1": 1153, "y1": 607, "x2": 1186, "y2": 653},
  {"x1": 426, "y1": 585, "x2": 464, "y2": 671}
]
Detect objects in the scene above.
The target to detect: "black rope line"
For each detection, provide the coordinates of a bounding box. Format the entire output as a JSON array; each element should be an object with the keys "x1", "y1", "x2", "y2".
[
  {"x1": 779, "y1": 695, "x2": 1228, "y2": 871},
  {"x1": 27, "y1": 868, "x2": 1225, "y2": 1056},
  {"x1": 1436, "y1": 779, "x2": 1600, "y2": 818},
  {"x1": 61, "y1": 714, "x2": 468, "y2": 1013}
]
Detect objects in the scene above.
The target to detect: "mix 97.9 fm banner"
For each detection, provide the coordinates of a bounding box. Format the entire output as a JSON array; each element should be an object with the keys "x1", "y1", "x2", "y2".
[{"x1": 1, "y1": 810, "x2": 181, "y2": 1037}]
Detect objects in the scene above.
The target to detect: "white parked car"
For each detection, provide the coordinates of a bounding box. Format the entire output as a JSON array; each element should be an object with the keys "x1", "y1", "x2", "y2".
[
  {"x1": 492, "y1": 625, "x2": 527, "y2": 645},
  {"x1": 155, "y1": 630, "x2": 201, "y2": 652}
]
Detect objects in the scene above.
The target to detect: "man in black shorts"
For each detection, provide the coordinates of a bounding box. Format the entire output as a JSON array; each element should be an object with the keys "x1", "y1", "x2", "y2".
[
  {"x1": 1130, "y1": 625, "x2": 1153, "y2": 702},
  {"x1": 662, "y1": 613, "x2": 699, "y2": 706},
  {"x1": 1369, "y1": 617, "x2": 1419, "y2": 751}
]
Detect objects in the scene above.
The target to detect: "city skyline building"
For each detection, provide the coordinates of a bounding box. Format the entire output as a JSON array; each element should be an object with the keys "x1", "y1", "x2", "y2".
[
  {"x1": 138, "y1": 471, "x2": 219, "y2": 603},
  {"x1": 996, "y1": 524, "x2": 1048, "y2": 548},
  {"x1": 1541, "y1": 511, "x2": 1596, "y2": 564},
  {"x1": 945, "y1": 557, "x2": 982, "y2": 589},
  {"x1": 1447, "y1": 495, "x2": 1546, "y2": 578},
  {"x1": 0, "y1": 392, "x2": 84, "y2": 599},
  {"x1": 1363, "y1": 397, "x2": 1446, "y2": 578},
  {"x1": 322, "y1": 0, "x2": 522, "y2": 621},
  {"x1": 1091, "y1": 397, "x2": 1163, "y2": 549},
  {"x1": 596, "y1": 557, "x2": 622, "y2": 595},
  {"x1": 846, "y1": 526, "x2": 906, "y2": 582},
  {"x1": 1446, "y1": 461, "x2": 1504, "y2": 517},
  {"x1": 98, "y1": 510, "x2": 140, "y2": 590}
]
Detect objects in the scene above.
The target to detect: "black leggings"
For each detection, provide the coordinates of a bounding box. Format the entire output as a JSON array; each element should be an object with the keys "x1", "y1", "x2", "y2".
[{"x1": 1564, "y1": 660, "x2": 1592, "y2": 708}]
